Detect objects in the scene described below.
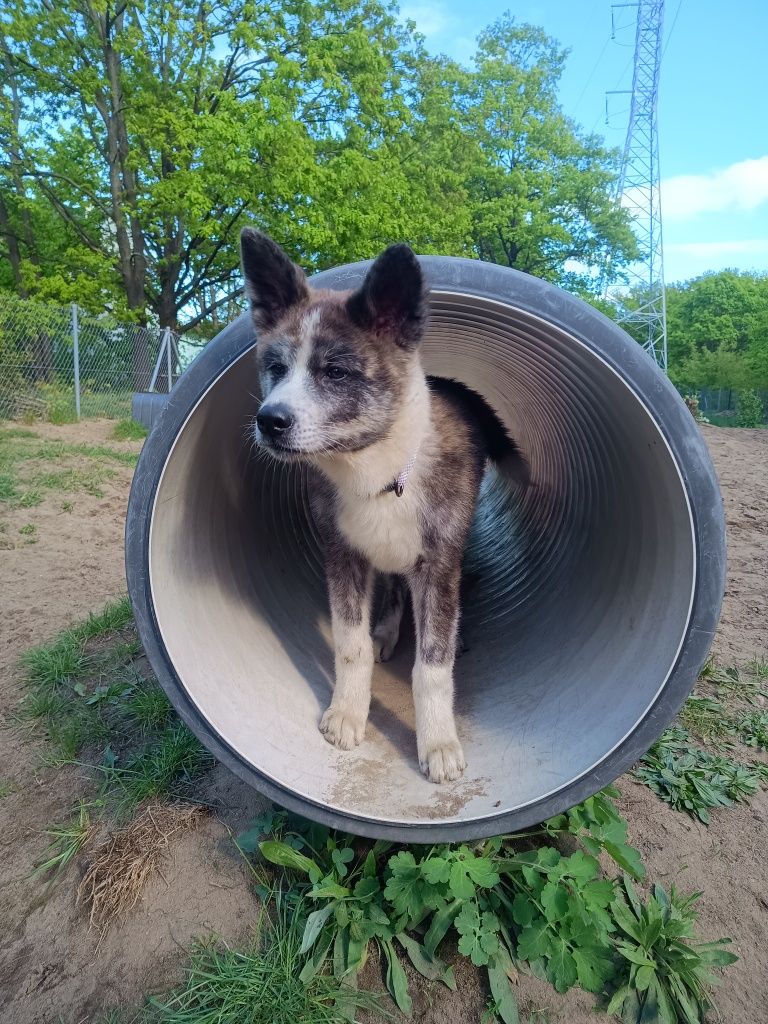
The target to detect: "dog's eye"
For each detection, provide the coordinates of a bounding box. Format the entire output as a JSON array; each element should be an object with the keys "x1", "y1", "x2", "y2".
[
  {"x1": 325, "y1": 366, "x2": 347, "y2": 381},
  {"x1": 268, "y1": 363, "x2": 287, "y2": 380}
]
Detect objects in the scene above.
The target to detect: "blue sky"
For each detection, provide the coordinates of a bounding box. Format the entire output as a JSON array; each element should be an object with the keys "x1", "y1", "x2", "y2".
[{"x1": 399, "y1": 0, "x2": 768, "y2": 284}]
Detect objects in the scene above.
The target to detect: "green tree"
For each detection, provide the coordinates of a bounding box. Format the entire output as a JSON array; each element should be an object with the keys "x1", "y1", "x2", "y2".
[
  {"x1": 2, "y1": 2, "x2": 638, "y2": 389},
  {"x1": 460, "y1": 17, "x2": 637, "y2": 292},
  {"x1": 1, "y1": 0, "x2": 454, "y2": 380},
  {"x1": 666, "y1": 270, "x2": 768, "y2": 391}
]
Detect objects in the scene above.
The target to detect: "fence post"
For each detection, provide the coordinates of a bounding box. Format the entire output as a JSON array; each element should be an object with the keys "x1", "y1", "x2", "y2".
[
  {"x1": 71, "y1": 303, "x2": 81, "y2": 420},
  {"x1": 165, "y1": 326, "x2": 173, "y2": 393}
]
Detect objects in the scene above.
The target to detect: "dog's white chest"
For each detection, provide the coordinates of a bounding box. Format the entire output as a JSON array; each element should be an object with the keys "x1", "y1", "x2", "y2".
[{"x1": 337, "y1": 491, "x2": 422, "y2": 573}]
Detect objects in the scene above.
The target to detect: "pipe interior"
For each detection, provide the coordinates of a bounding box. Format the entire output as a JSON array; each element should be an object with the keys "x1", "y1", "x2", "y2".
[{"x1": 149, "y1": 293, "x2": 695, "y2": 826}]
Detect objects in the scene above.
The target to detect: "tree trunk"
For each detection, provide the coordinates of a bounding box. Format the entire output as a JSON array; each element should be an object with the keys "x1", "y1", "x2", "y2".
[
  {"x1": 0, "y1": 195, "x2": 24, "y2": 294},
  {"x1": 31, "y1": 330, "x2": 54, "y2": 384},
  {"x1": 90, "y1": 4, "x2": 149, "y2": 388}
]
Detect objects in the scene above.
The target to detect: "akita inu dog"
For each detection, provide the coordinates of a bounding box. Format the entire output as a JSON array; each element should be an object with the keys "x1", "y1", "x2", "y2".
[{"x1": 242, "y1": 229, "x2": 527, "y2": 783}]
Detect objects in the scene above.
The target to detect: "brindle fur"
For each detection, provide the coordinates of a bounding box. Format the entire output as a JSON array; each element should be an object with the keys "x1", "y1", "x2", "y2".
[{"x1": 241, "y1": 228, "x2": 526, "y2": 782}]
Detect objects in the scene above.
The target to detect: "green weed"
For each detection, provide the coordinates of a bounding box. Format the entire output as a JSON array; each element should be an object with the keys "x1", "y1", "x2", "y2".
[
  {"x1": 0, "y1": 429, "x2": 137, "y2": 509},
  {"x1": 0, "y1": 428, "x2": 38, "y2": 439},
  {"x1": 18, "y1": 489, "x2": 42, "y2": 507},
  {"x1": 736, "y1": 711, "x2": 768, "y2": 749},
  {"x1": 634, "y1": 728, "x2": 766, "y2": 823},
  {"x1": 19, "y1": 522, "x2": 36, "y2": 536},
  {"x1": 679, "y1": 696, "x2": 733, "y2": 741},
  {"x1": 700, "y1": 661, "x2": 767, "y2": 705},
  {"x1": 31, "y1": 465, "x2": 113, "y2": 497},
  {"x1": 126, "y1": 685, "x2": 173, "y2": 731},
  {"x1": 113, "y1": 418, "x2": 149, "y2": 441},
  {"x1": 61, "y1": 500, "x2": 73, "y2": 513},
  {"x1": 0, "y1": 472, "x2": 17, "y2": 500},
  {"x1": 608, "y1": 876, "x2": 736, "y2": 1023},
  {"x1": 237, "y1": 795, "x2": 734, "y2": 1024},
  {"x1": 0, "y1": 779, "x2": 16, "y2": 798}
]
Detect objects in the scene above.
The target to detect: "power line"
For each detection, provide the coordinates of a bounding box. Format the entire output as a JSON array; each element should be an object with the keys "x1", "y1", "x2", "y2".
[
  {"x1": 572, "y1": 34, "x2": 613, "y2": 118},
  {"x1": 662, "y1": 0, "x2": 683, "y2": 59}
]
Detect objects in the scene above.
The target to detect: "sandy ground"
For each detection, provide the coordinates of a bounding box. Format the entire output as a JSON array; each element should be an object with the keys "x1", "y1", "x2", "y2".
[{"x1": 0, "y1": 420, "x2": 766, "y2": 1023}]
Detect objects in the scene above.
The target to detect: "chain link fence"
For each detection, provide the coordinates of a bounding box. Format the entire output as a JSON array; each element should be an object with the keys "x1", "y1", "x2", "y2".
[{"x1": 0, "y1": 293, "x2": 208, "y2": 422}]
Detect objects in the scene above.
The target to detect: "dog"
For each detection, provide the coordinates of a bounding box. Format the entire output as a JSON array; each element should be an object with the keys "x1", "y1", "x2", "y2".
[{"x1": 241, "y1": 229, "x2": 527, "y2": 783}]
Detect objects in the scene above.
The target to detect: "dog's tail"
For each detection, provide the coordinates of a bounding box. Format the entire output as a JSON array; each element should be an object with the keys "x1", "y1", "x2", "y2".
[{"x1": 426, "y1": 376, "x2": 530, "y2": 488}]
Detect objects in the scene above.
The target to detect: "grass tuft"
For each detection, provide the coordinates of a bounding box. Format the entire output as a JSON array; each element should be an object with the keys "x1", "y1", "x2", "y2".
[
  {"x1": 144, "y1": 890, "x2": 383, "y2": 1024},
  {"x1": 101, "y1": 723, "x2": 215, "y2": 810},
  {"x1": 112, "y1": 418, "x2": 149, "y2": 441},
  {"x1": 745, "y1": 657, "x2": 768, "y2": 680},
  {"x1": 679, "y1": 695, "x2": 733, "y2": 741},
  {"x1": 23, "y1": 633, "x2": 89, "y2": 690},
  {"x1": 33, "y1": 799, "x2": 96, "y2": 878},
  {"x1": 22, "y1": 596, "x2": 214, "y2": 811}
]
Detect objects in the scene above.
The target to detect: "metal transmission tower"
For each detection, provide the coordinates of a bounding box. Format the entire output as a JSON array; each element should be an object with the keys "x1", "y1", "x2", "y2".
[{"x1": 609, "y1": 1, "x2": 667, "y2": 370}]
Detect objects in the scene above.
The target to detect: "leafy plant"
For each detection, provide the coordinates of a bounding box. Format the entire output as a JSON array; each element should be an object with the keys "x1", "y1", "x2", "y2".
[
  {"x1": 634, "y1": 729, "x2": 766, "y2": 822},
  {"x1": 608, "y1": 876, "x2": 737, "y2": 1024},
  {"x1": 736, "y1": 711, "x2": 768, "y2": 749},
  {"x1": 241, "y1": 795, "x2": 737, "y2": 1024},
  {"x1": 242, "y1": 793, "x2": 647, "y2": 1022},
  {"x1": 543, "y1": 784, "x2": 645, "y2": 881}
]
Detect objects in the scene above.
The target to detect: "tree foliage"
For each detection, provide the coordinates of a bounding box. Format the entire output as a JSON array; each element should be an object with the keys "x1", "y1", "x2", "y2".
[
  {"x1": 666, "y1": 270, "x2": 768, "y2": 392},
  {"x1": 2, "y1": 4, "x2": 635, "y2": 388},
  {"x1": 463, "y1": 17, "x2": 637, "y2": 292}
]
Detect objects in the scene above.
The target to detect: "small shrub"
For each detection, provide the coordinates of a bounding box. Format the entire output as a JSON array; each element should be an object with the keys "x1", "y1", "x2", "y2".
[{"x1": 735, "y1": 388, "x2": 764, "y2": 427}]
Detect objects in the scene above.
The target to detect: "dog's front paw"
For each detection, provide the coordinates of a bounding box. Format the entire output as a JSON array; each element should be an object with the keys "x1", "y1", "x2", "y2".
[
  {"x1": 419, "y1": 740, "x2": 467, "y2": 784},
  {"x1": 319, "y1": 705, "x2": 366, "y2": 750}
]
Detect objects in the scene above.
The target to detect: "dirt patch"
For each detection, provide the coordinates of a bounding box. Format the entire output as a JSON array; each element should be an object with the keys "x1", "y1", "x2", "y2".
[
  {"x1": 0, "y1": 418, "x2": 767, "y2": 1024},
  {"x1": 0, "y1": 420, "x2": 265, "y2": 1024}
]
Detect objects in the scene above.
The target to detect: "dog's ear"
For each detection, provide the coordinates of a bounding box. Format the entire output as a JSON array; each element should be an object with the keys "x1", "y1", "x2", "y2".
[
  {"x1": 240, "y1": 228, "x2": 309, "y2": 332},
  {"x1": 346, "y1": 244, "x2": 427, "y2": 348}
]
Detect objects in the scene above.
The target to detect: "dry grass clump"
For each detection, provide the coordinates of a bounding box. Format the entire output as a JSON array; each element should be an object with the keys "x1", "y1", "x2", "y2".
[{"x1": 77, "y1": 800, "x2": 204, "y2": 934}]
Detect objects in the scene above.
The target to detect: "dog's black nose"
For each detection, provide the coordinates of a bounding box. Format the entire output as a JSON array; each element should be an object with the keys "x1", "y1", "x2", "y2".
[{"x1": 257, "y1": 404, "x2": 294, "y2": 438}]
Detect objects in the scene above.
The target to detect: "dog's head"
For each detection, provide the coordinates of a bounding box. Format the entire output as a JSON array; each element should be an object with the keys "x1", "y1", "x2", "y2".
[{"x1": 240, "y1": 229, "x2": 428, "y2": 460}]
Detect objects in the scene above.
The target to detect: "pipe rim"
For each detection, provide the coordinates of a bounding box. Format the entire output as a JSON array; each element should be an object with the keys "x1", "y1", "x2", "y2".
[{"x1": 126, "y1": 257, "x2": 725, "y2": 841}]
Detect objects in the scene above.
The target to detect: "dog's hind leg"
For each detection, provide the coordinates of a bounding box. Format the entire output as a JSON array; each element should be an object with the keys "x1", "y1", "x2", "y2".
[{"x1": 373, "y1": 574, "x2": 406, "y2": 663}]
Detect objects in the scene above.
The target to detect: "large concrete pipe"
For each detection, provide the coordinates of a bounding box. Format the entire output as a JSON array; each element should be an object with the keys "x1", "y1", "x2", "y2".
[{"x1": 125, "y1": 256, "x2": 725, "y2": 841}]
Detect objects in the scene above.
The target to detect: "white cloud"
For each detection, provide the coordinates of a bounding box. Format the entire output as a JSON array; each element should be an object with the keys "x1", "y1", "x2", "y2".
[
  {"x1": 661, "y1": 156, "x2": 768, "y2": 221},
  {"x1": 663, "y1": 238, "x2": 768, "y2": 282}
]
